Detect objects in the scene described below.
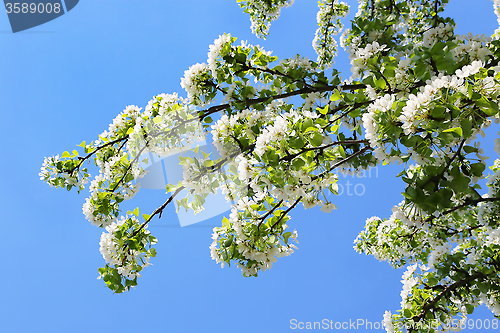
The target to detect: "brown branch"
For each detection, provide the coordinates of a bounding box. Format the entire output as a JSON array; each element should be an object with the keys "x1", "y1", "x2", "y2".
[
  {"x1": 312, "y1": 145, "x2": 372, "y2": 181},
  {"x1": 132, "y1": 186, "x2": 186, "y2": 237},
  {"x1": 196, "y1": 82, "x2": 366, "y2": 118},
  {"x1": 257, "y1": 199, "x2": 284, "y2": 230},
  {"x1": 234, "y1": 63, "x2": 313, "y2": 89},
  {"x1": 270, "y1": 197, "x2": 302, "y2": 233},
  {"x1": 69, "y1": 135, "x2": 129, "y2": 174},
  {"x1": 281, "y1": 140, "x2": 368, "y2": 162},
  {"x1": 152, "y1": 82, "x2": 366, "y2": 141},
  {"x1": 426, "y1": 196, "x2": 500, "y2": 224},
  {"x1": 410, "y1": 271, "x2": 488, "y2": 327},
  {"x1": 110, "y1": 142, "x2": 150, "y2": 193},
  {"x1": 420, "y1": 139, "x2": 466, "y2": 191}
]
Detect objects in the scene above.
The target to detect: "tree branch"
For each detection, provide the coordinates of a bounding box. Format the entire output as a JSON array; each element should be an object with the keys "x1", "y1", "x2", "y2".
[
  {"x1": 410, "y1": 271, "x2": 488, "y2": 328},
  {"x1": 270, "y1": 197, "x2": 302, "y2": 233},
  {"x1": 68, "y1": 135, "x2": 129, "y2": 174}
]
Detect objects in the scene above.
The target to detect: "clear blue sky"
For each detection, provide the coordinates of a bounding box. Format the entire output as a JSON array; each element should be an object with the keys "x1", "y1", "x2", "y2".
[{"x1": 0, "y1": 1, "x2": 499, "y2": 332}]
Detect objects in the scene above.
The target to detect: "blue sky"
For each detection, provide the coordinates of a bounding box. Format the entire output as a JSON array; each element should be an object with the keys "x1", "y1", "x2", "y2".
[{"x1": 0, "y1": 1, "x2": 499, "y2": 332}]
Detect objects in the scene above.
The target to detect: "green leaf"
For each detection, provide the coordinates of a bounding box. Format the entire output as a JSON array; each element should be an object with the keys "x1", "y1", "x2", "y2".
[
  {"x1": 374, "y1": 77, "x2": 386, "y2": 90},
  {"x1": 414, "y1": 62, "x2": 427, "y2": 78},
  {"x1": 304, "y1": 126, "x2": 319, "y2": 133},
  {"x1": 460, "y1": 119, "x2": 472, "y2": 138},
  {"x1": 318, "y1": 105, "x2": 329, "y2": 115},
  {"x1": 443, "y1": 127, "x2": 462, "y2": 137},
  {"x1": 453, "y1": 175, "x2": 470, "y2": 192},
  {"x1": 427, "y1": 277, "x2": 438, "y2": 287},
  {"x1": 336, "y1": 145, "x2": 346, "y2": 158},
  {"x1": 310, "y1": 132, "x2": 323, "y2": 147},
  {"x1": 429, "y1": 106, "x2": 446, "y2": 118},
  {"x1": 291, "y1": 158, "x2": 306, "y2": 171},
  {"x1": 283, "y1": 232, "x2": 292, "y2": 244},
  {"x1": 470, "y1": 163, "x2": 485, "y2": 177},
  {"x1": 301, "y1": 119, "x2": 313, "y2": 131},
  {"x1": 330, "y1": 90, "x2": 341, "y2": 102},
  {"x1": 383, "y1": 67, "x2": 395, "y2": 78},
  {"x1": 289, "y1": 137, "x2": 305, "y2": 149}
]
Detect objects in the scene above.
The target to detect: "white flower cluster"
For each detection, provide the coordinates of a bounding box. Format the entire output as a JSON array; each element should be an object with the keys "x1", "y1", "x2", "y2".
[
  {"x1": 102, "y1": 105, "x2": 142, "y2": 140},
  {"x1": 387, "y1": 57, "x2": 413, "y2": 93},
  {"x1": 421, "y1": 23, "x2": 454, "y2": 48},
  {"x1": 427, "y1": 243, "x2": 451, "y2": 270},
  {"x1": 362, "y1": 93, "x2": 399, "y2": 162},
  {"x1": 144, "y1": 93, "x2": 184, "y2": 118},
  {"x1": 82, "y1": 143, "x2": 143, "y2": 227},
  {"x1": 361, "y1": 60, "x2": 500, "y2": 168},
  {"x1": 452, "y1": 32, "x2": 492, "y2": 63},
  {"x1": 455, "y1": 60, "x2": 484, "y2": 80},
  {"x1": 82, "y1": 150, "x2": 142, "y2": 227},
  {"x1": 207, "y1": 33, "x2": 232, "y2": 80},
  {"x1": 479, "y1": 293, "x2": 500, "y2": 316},
  {"x1": 255, "y1": 115, "x2": 288, "y2": 156},
  {"x1": 399, "y1": 74, "x2": 465, "y2": 136},
  {"x1": 122, "y1": 93, "x2": 208, "y2": 199},
  {"x1": 302, "y1": 92, "x2": 325, "y2": 112},
  {"x1": 400, "y1": 263, "x2": 419, "y2": 309},
  {"x1": 237, "y1": 155, "x2": 258, "y2": 181},
  {"x1": 392, "y1": 202, "x2": 426, "y2": 229},
  {"x1": 209, "y1": 207, "x2": 299, "y2": 276},
  {"x1": 492, "y1": 0, "x2": 500, "y2": 39},
  {"x1": 211, "y1": 103, "x2": 276, "y2": 158},
  {"x1": 39, "y1": 155, "x2": 60, "y2": 183},
  {"x1": 180, "y1": 62, "x2": 210, "y2": 104},
  {"x1": 82, "y1": 175, "x2": 117, "y2": 227},
  {"x1": 478, "y1": 159, "x2": 500, "y2": 226},
  {"x1": 354, "y1": 209, "x2": 431, "y2": 267},
  {"x1": 206, "y1": 94, "x2": 350, "y2": 276},
  {"x1": 179, "y1": 157, "x2": 224, "y2": 213},
  {"x1": 99, "y1": 154, "x2": 123, "y2": 180},
  {"x1": 241, "y1": 0, "x2": 295, "y2": 38},
  {"x1": 39, "y1": 154, "x2": 89, "y2": 191},
  {"x1": 279, "y1": 55, "x2": 315, "y2": 72},
  {"x1": 349, "y1": 41, "x2": 389, "y2": 79},
  {"x1": 382, "y1": 311, "x2": 394, "y2": 333},
  {"x1": 99, "y1": 215, "x2": 155, "y2": 281},
  {"x1": 312, "y1": 0, "x2": 349, "y2": 68}
]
